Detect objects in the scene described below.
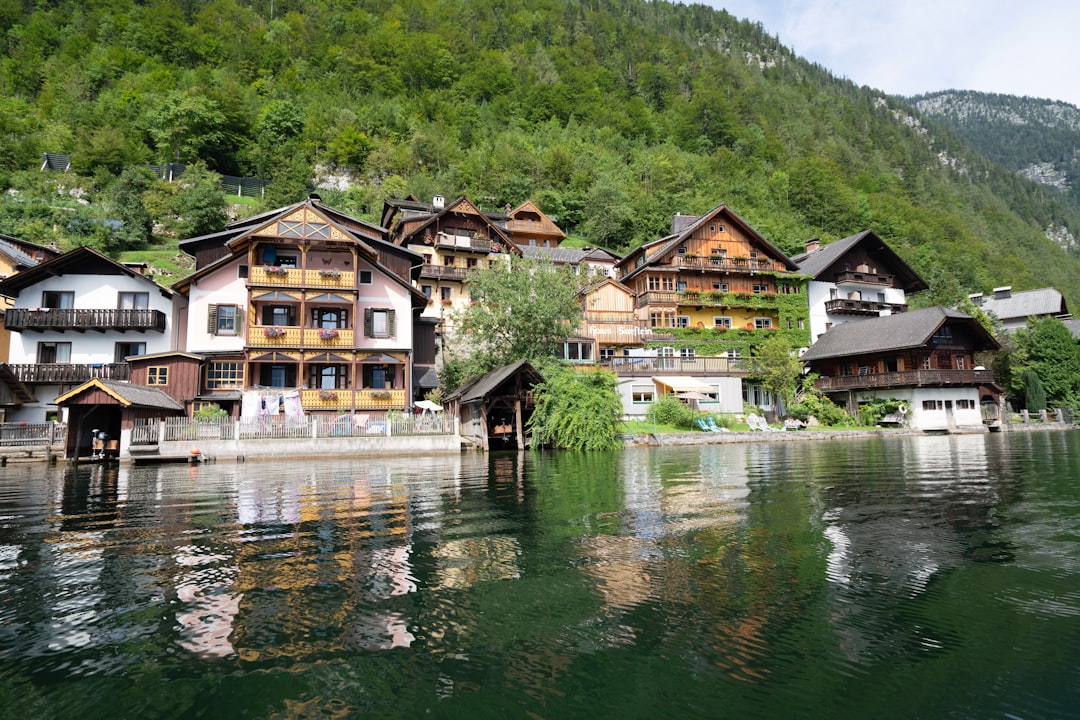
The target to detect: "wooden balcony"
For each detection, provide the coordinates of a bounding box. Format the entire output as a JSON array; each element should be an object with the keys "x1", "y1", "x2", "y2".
[
  {"x1": 834, "y1": 270, "x2": 896, "y2": 287},
  {"x1": 4, "y1": 308, "x2": 167, "y2": 333},
  {"x1": 248, "y1": 266, "x2": 356, "y2": 289},
  {"x1": 825, "y1": 298, "x2": 908, "y2": 316},
  {"x1": 598, "y1": 356, "x2": 751, "y2": 377},
  {"x1": 247, "y1": 327, "x2": 355, "y2": 348},
  {"x1": 673, "y1": 256, "x2": 779, "y2": 272},
  {"x1": 635, "y1": 290, "x2": 782, "y2": 310},
  {"x1": 814, "y1": 369, "x2": 995, "y2": 392},
  {"x1": 4, "y1": 363, "x2": 130, "y2": 384},
  {"x1": 299, "y1": 388, "x2": 408, "y2": 411},
  {"x1": 419, "y1": 265, "x2": 470, "y2": 281},
  {"x1": 434, "y1": 234, "x2": 492, "y2": 253}
]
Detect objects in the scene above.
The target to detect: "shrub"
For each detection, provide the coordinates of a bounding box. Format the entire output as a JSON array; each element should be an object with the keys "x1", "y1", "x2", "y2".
[
  {"x1": 858, "y1": 397, "x2": 905, "y2": 426},
  {"x1": 647, "y1": 395, "x2": 699, "y2": 429}
]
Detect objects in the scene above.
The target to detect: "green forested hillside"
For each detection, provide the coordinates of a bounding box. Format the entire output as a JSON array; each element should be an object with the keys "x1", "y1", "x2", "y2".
[
  {"x1": 912, "y1": 90, "x2": 1080, "y2": 233},
  {"x1": 2, "y1": 0, "x2": 1079, "y2": 308}
]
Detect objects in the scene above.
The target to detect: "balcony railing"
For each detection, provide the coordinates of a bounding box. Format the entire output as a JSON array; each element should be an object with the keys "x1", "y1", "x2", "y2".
[
  {"x1": 824, "y1": 298, "x2": 908, "y2": 316},
  {"x1": 4, "y1": 308, "x2": 167, "y2": 333},
  {"x1": 635, "y1": 290, "x2": 782, "y2": 310},
  {"x1": 434, "y1": 234, "x2": 492, "y2": 253},
  {"x1": 249, "y1": 266, "x2": 356, "y2": 288},
  {"x1": 814, "y1": 369, "x2": 995, "y2": 392},
  {"x1": 299, "y1": 388, "x2": 408, "y2": 411},
  {"x1": 419, "y1": 265, "x2": 471, "y2": 281},
  {"x1": 4, "y1": 363, "x2": 130, "y2": 384},
  {"x1": 672, "y1": 256, "x2": 779, "y2": 272},
  {"x1": 834, "y1": 271, "x2": 896, "y2": 286},
  {"x1": 595, "y1": 356, "x2": 752, "y2": 377},
  {"x1": 247, "y1": 327, "x2": 355, "y2": 348}
]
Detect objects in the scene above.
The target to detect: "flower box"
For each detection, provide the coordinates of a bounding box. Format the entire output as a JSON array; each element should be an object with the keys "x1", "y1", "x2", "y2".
[
  {"x1": 263, "y1": 327, "x2": 286, "y2": 338},
  {"x1": 318, "y1": 389, "x2": 338, "y2": 400},
  {"x1": 318, "y1": 328, "x2": 339, "y2": 340},
  {"x1": 318, "y1": 268, "x2": 341, "y2": 278},
  {"x1": 264, "y1": 265, "x2": 288, "y2": 276}
]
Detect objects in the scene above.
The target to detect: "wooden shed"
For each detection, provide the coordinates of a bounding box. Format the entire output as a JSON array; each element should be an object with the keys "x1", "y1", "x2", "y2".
[
  {"x1": 127, "y1": 351, "x2": 205, "y2": 414},
  {"x1": 444, "y1": 361, "x2": 543, "y2": 450},
  {"x1": 54, "y1": 378, "x2": 185, "y2": 459}
]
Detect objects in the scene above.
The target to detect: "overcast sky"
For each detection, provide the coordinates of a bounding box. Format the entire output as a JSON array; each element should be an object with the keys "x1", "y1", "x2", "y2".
[{"x1": 700, "y1": 0, "x2": 1080, "y2": 107}]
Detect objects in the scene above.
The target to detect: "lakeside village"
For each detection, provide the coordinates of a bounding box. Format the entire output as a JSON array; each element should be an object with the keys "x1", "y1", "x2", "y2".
[{"x1": 0, "y1": 192, "x2": 1075, "y2": 463}]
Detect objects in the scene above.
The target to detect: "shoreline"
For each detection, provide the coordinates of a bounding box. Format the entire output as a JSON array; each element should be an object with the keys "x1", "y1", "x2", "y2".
[{"x1": 621, "y1": 422, "x2": 1077, "y2": 447}]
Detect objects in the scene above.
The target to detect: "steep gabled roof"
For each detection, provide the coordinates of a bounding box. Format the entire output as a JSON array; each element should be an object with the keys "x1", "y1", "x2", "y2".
[
  {"x1": 974, "y1": 287, "x2": 1069, "y2": 322},
  {"x1": 0, "y1": 245, "x2": 172, "y2": 298},
  {"x1": 791, "y1": 230, "x2": 929, "y2": 292},
  {"x1": 615, "y1": 204, "x2": 797, "y2": 282},
  {"x1": 444, "y1": 361, "x2": 543, "y2": 404},
  {"x1": 800, "y1": 306, "x2": 998, "y2": 361},
  {"x1": 392, "y1": 196, "x2": 518, "y2": 252},
  {"x1": 172, "y1": 199, "x2": 423, "y2": 302},
  {"x1": 54, "y1": 378, "x2": 185, "y2": 410}
]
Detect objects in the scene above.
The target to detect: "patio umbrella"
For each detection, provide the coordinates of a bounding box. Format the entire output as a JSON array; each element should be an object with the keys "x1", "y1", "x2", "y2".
[
  {"x1": 414, "y1": 399, "x2": 443, "y2": 412},
  {"x1": 675, "y1": 391, "x2": 711, "y2": 401}
]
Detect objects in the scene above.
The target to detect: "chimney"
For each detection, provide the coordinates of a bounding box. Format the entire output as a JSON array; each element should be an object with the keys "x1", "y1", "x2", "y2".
[
  {"x1": 968, "y1": 292, "x2": 984, "y2": 306},
  {"x1": 672, "y1": 213, "x2": 699, "y2": 235},
  {"x1": 992, "y1": 286, "x2": 1012, "y2": 300},
  {"x1": 432, "y1": 195, "x2": 444, "y2": 210},
  {"x1": 805, "y1": 238, "x2": 821, "y2": 254}
]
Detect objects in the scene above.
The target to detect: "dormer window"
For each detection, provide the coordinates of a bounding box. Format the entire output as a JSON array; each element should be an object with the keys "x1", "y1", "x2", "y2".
[{"x1": 676, "y1": 246, "x2": 687, "y2": 254}]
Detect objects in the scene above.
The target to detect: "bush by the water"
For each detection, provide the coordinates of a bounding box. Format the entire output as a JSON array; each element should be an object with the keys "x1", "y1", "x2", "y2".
[{"x1": 647, "y1": 395, "x2": 699, "y2": 429}]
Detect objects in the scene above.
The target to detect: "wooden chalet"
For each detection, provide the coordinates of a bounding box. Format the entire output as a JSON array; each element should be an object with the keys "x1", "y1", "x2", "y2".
[
  {"x1": 792, "y1": 230, "x2": 929, "y2": 343},
  {"x1": 505, "y1": 200, "x2": 566, "y2": 248},
  {"x1": 615, "y1": 205, "x2": 807, "y2": 337},
  {"x1": 444, "y1": 361, "x2": 543, "y2": 450},
  {"x1": 382, "y1": 194, "x2": 522, "y2": 330},
  {"x1": 801, "y1": 306, "x2": 1001, "y2": 430},
  {"x1": 174, "y1": 196, "x2": 433, "y2": 416}
]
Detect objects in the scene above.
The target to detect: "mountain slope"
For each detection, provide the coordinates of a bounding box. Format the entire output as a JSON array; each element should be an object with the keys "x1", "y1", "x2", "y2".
[{"x1": 0, "y1": 0, "x2": 1078, "y2": 308}]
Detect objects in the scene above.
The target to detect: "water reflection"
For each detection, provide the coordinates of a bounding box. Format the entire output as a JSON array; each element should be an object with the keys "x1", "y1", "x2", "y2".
[{"x1": 0, "y1": 432, "x2": 1077, "y2": 719}]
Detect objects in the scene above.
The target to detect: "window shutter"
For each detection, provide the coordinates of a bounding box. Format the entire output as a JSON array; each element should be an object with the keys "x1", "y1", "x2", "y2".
[
  {"x1": 387, "y1": 309, "x2": 396, "y2": 338},
  {"x1": 207, "y1": 304, "x2": 218, "y2": 334},
  {"x1": 364, "y1": 308, "x2": 373, "y2": 338}
]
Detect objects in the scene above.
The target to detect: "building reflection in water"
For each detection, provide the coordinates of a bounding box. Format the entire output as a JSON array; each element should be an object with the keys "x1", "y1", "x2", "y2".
[{"x1": 818, "y1": 433, "x2": 1014, "y2": 664}]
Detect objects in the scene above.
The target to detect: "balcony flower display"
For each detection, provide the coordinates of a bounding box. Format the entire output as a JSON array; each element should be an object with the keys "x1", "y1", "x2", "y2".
[
  {"x1": 263, "y1": 326, "x2": 287, "y2": 338},
  {"x1": 318, "y1": 268, "x2": 341, "y2": 278},
  {"x1": 264, "y1": 265, "x2": 288, "y2": 276},
  {"x1": 370, "y1": 390, "x2": 392, "y2": 400},
  {"x1": 318, "y1": 328, "x2": 339, "y2": 340},
  {"x1": 318, "y1": 388, "x2": 337, "y2": 400}
]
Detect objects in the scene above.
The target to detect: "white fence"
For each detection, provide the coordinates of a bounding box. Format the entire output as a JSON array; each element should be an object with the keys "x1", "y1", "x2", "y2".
[
  {"x1": 0, "y1": 422, "x2": 66, "y2": 447},
  {"x1": 133, "y1": 414, "x2": 453, "y2": 445}
]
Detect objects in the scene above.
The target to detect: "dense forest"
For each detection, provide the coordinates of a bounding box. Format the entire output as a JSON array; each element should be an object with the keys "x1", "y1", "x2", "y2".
[
  {"x1": 913, "y1": 90, "x2": 1080, "y2": 224},
  {"x1": 2, "y1": 0, "x2": 1080, "y2": 309}
]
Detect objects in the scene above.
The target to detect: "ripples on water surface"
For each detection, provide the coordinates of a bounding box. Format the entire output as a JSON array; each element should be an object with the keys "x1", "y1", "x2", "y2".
[{"x1": 1, "y1": 431, "x2": 1078, "y2": 719}]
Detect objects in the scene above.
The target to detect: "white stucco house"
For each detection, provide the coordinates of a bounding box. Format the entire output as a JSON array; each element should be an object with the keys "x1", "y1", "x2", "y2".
[{"x1": 0, "y1": 246, "x2": 181, "y2": 422}]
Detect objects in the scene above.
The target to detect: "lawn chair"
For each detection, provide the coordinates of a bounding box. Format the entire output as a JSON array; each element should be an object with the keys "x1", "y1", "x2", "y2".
[
  {"x1": 706, "y1": 416, "x2": 729, "y2": 433},
  {"x1": 697, "y1": 418, "x2": 713, "y2": 432}
]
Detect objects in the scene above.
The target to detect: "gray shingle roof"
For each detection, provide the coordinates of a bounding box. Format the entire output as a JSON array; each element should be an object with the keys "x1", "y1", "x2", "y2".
[
  {"x1": 974, "y1": 288, "x2": 1068, "y2": 322},
  {"x1": 445, "y1": 361, "x2": 543, "y2": 404},
  {"x1": 800, "y1": 306, "x2": 995, "y2": 361},
  {"x1": 791, "y1": 230, "x2": 929, "y2": 291},
  {"x1": 791, "y1": 232, "x2": 865, "y2": 277},
  {"x1": 57, "y1": 378, "x2": 184, "y2": 411}
]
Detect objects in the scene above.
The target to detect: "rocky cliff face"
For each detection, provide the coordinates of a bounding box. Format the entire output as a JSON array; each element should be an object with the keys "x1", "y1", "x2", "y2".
[{"x1": 913, "y1": 90, "x2": 1080, "y2": 193}]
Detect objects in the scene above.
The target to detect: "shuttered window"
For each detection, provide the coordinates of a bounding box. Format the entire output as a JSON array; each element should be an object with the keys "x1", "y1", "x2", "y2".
[
  {"x1": 363, "y1": 308, "x2": 396, "y2": 338},
  {"x1": 207, "y1": 304, "x2": 240, "y2": 335}
]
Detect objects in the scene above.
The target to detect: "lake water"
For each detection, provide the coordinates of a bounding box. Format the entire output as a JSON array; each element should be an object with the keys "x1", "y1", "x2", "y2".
[{"x1": 1, "y1": 430, "x2": 1078, "y2": 719}]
